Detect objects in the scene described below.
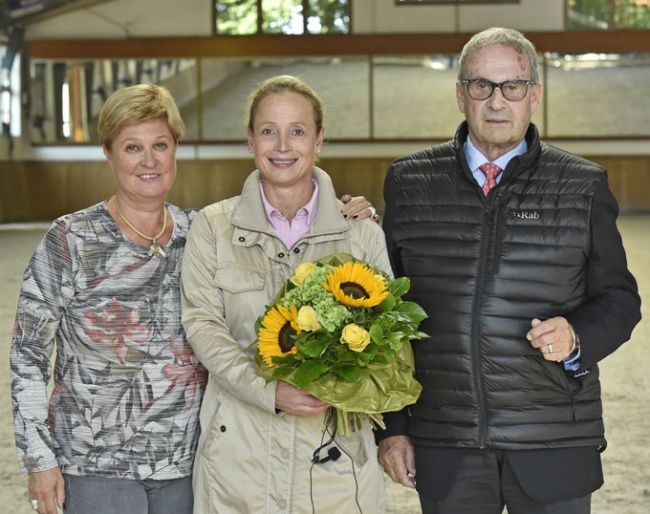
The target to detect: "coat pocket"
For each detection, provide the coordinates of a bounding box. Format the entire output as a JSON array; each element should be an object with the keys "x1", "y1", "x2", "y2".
[
  {"x1": 199, "y1": 390, "x2": 229, "y2": 458},
  {"x1": 214, "y1": 264, "x2": 265, "y2": 293},
  {"x1": 335, "y1": 428, "x2": 371, "y2": 468}
]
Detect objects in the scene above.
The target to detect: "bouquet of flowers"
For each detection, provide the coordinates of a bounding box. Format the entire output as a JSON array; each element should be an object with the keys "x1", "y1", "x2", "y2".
[{"x1": 254, "y1": 253, "x2": 426, "y2": 436}]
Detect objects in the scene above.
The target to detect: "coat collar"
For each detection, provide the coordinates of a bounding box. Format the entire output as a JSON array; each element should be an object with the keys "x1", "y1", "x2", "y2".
[
  {"x1": 231, "y1": 167, "x2": 349, "y2": 237},
  {"x1": 454, "y1": 121, "x2": 542, "y2": 187}
]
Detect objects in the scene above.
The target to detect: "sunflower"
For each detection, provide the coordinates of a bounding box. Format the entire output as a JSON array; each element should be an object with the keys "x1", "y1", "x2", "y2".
[
  {"x1": 257, "y1": 304, "x2": 301, "y2": 366},
  {"x1": 324, "y1": 261, "x2": 389, "y2": 308}
]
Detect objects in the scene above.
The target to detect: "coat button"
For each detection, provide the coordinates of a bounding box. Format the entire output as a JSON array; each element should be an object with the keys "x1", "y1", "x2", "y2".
[
  {"x1": 281, "y1": 449, "x2": 289, "y2": 458},
  {"x1": 238, "y1": 236, "x2": 245, "y2": 242},
  {"x1": 220, "y1": 426, "x2": 226, "y2": 432},
  {"x1": 278, "y1": 252, "x2": 285, "y2": 258},
  {"x1": 293, "y1": 248, "x2": 300, "y2": 254}
]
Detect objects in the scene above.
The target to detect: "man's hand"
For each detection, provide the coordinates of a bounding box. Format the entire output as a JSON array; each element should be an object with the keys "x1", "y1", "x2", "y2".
[
  {"x1": 378, "y1": 435, "x2": 416, "y2": 488},
  {"x1": 275, "y1": 381, "x2": 330, "y2": 416},
  {"x1": 28, "y1": 467, "x2": 65, "y2": 514},
  {"x1": 527, "y1": 317, "x2": 578, "y2": 361},
  {"x1": 340, "y1": 194, "x2": 380, "y2": 222}
]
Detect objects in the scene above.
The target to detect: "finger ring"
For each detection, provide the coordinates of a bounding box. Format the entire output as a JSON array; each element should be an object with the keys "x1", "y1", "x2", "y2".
[
  {"x1": 369, "y1": 206, "x2": 377, "y2": 217},
  {"x1": 31, "y1": 499, "x2": 38, "y2": 510},
  {"x1": 547, "y1": 343, "x2": 553, "y2": 354}
]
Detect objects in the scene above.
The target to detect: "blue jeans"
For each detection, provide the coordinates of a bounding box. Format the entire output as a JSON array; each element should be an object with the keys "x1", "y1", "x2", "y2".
[{"x1": 63, "y1": 475, "x2": 193, "y2": 514}]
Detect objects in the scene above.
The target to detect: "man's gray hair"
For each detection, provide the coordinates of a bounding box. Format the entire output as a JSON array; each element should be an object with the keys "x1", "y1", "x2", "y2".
[{"x1": 457, "y1": 27, "x2": 540, "y2": 83}]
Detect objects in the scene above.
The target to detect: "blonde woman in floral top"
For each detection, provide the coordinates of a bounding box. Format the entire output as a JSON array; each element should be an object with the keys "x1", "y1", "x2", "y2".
[{"x1": 10, "y1": 84, "x2": 207, "y2": 514}]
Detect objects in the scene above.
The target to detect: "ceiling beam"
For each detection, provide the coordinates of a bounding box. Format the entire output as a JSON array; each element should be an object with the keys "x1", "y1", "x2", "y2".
[{"x1": 27, "y1": 31, "x2": 650, "y2": 60}]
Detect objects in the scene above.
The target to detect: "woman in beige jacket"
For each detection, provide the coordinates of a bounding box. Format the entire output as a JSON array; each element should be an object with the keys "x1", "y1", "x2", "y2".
[{"x1": 181, "y1": 75, "x2": 389, "y2": 513}]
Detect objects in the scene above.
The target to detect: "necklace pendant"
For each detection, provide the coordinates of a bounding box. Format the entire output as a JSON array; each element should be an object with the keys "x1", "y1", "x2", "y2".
[{"x1": 148, "y1": 241, "x2": 167, "y2": 258}]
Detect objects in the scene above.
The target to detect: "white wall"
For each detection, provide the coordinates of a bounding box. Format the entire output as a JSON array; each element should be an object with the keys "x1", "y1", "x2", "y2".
[
  {"x1": 25, "y1": 0, "x2": 213, "y2": 39},
  {"x1": 352, "y1": 0, "x2": 565, "y2": 34},
  {"x1": 25, "y1": 0, "x2": 565, "y2": 40}
]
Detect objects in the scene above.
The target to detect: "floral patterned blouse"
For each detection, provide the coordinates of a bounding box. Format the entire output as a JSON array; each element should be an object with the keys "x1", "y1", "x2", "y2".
[{"x1": 10, "y1": 201, "x2": 207, "y2": 480}]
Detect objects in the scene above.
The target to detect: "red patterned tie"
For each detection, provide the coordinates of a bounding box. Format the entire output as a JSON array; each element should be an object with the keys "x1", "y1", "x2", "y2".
[{"x1": 479, "y1": 163, "x2": 502, "y2": 196}]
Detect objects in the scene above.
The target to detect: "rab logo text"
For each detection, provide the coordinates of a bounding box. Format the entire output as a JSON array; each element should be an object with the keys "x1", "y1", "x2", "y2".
[{"x1": 512, "y1": 210, "x2": 541, "y2": 220}]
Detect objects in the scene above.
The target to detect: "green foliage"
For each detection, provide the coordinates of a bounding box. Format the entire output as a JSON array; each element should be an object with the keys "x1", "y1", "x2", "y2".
[
  {"x1": 216, "y1": 0, "x2": 350, "y2": 35},
  {"x1": 568, "y1": 0, "x2": 650, "y2": 29},
  {"x1": 216, "y1": 0, "x2": 258, "y2": 35},
  {"x1": 308, "y1": 0, "x2": 350, "y2": 34},
  {"x1": 294, "y1": 358, "x2": 329, "y2": 386}
]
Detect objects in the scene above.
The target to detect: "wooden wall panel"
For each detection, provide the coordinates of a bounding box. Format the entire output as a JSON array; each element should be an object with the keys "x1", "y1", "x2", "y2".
[
  {"x1": 168, "y1": 160, "x2": 253, "y2": 210},
  {"x1": 588, "y1": 156, "x2": 650, "y2": 213},
  {"x1": 0, "y1": 162, "x2": 115, "y2": 222},
  {"x1": 2, "y1": 156, "x2": 649, "y2": 223}
]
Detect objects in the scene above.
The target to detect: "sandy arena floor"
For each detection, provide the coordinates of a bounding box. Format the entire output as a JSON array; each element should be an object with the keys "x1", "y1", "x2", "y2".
[{"x1": 1, "y1": 215, "x2": 648, "y2": 514}]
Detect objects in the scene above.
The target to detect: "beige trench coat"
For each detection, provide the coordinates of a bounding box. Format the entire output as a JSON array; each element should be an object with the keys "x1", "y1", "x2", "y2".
[{"x1": 182, "y1": 168, "x2": 390, "y2": 514}]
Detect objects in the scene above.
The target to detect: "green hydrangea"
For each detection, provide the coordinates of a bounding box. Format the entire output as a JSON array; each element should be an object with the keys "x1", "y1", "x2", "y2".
[
  {"x1": 314, "y1": 296, "x2": 352, "y2": 333},
  {"x1": 282, "y1": 265, "x2": 350, "y2": 332},
  {"x1": 283, "y1": 265, "x2": 332, "y2": 306}
]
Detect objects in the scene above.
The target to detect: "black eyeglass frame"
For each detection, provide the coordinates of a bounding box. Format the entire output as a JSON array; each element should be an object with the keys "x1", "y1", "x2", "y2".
[{"x1": 459, "y1": 78, "x2": 537, "y2": 101}]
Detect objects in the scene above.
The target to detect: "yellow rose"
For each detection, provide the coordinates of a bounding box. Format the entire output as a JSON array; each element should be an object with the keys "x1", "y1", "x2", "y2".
[
  {"x1": 340, "y1": 323, "x2": 371, "y2": 352},
  {"x1": 297, "y1": 306, "x2": 322, "y2": 332},
  {"x1": 290, "y1": 262, "x2": 318, "y2": 286}
]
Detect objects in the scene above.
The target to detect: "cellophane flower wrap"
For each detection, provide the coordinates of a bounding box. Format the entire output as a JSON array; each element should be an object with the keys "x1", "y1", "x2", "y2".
[{"x1": 254, "y1": 253, "x2": 426, "y2": 436}]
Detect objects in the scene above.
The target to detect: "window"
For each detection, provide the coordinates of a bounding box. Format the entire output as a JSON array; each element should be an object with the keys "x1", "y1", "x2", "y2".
[
  {"x1": 27, "y1": 50, "x2": 650, "y2": 143},
  {"x1": 215, "y1": 0, "x2": 350, "y2": 35},
  {"x1": 395, "y1": 1, "x2": 519, "y2": 4},
  {"x1": 1, "y1": 38, "x2": 22, "y2": 151},
  {"x1": 567, "y1": 0, "x2": 650, "y2": 30}
]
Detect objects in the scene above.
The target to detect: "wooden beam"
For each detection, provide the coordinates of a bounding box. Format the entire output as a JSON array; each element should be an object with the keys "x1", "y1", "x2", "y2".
[{"x1": 27, "y1": 31, "x2": 650, "y2": 60}]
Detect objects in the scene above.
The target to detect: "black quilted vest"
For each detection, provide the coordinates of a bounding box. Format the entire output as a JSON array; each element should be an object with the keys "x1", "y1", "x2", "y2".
[{"x1": 387, "y1": 123, "x2": 607, "y2": 450}]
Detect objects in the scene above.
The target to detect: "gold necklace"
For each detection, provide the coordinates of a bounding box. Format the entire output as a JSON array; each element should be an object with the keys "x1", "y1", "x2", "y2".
[{"x1": 115, "y1": 199, "x2": 168, "y2": 258}]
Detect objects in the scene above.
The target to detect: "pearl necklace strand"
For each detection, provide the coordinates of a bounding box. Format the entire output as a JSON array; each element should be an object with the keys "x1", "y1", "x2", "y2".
[{"x1": 115, "y1": 199, "x2": 168, "y2": 258}]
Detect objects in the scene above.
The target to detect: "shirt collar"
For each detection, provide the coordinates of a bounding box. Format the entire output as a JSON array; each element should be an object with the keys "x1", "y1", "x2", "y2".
[
  {"x1": 465, "y1": 136, "x2": 528, "y2": 172},
  {"x1": 259, "y1": 179, "x2": 319, "y2": 225}
]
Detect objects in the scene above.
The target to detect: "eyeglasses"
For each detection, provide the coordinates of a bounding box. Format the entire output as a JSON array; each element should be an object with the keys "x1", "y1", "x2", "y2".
[{"x1": 459, "y1": 79, "x2": 536, "y2": 102}]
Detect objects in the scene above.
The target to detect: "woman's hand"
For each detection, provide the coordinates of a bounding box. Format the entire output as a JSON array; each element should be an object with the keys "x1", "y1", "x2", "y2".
[
  {"x1": 275, "y1": 381, "x2": 330, "y2": 416},
  {"x1": 340, "y1": 194, "x2": 380, "y2": 222},
  {"x1": 28, "y1": 467, "x2": 65, "y2": 514}
]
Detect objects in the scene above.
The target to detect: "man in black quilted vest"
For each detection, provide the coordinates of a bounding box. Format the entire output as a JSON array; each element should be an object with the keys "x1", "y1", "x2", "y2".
[{"x1": 377, "y1": 27, "x2": 641, "y2": 514}]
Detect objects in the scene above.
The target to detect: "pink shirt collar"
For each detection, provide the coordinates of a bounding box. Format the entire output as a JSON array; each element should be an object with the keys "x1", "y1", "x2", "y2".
[{"x1": 259, "y1": 179, "x2": 319, "y2": 250}]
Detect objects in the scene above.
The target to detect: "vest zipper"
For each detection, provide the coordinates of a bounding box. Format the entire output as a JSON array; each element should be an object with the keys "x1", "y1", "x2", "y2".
[
  {"x1": 470, "y1": 201, "x2": 492, "y2": 449},
  {"x1": 492, "y1": 196, "x2": 506, "y2": 275}
]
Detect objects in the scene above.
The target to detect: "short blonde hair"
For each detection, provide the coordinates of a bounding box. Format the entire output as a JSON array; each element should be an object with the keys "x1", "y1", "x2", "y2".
[
  {"x1": 246, "y1": 75, "x2": 325, "y2": 133},
  {"x1": 97, "y1": 84, "x2": 185, "y2": 149}
]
